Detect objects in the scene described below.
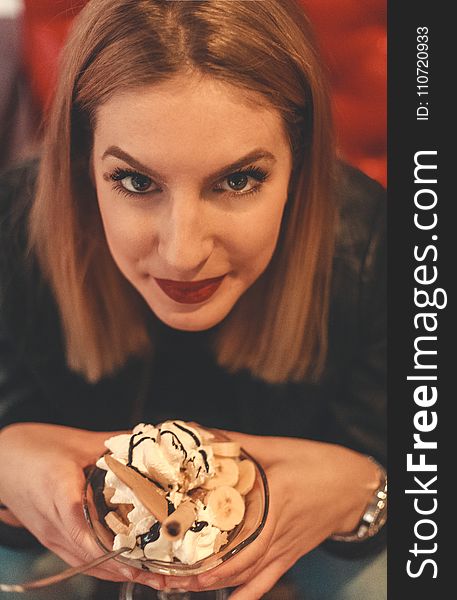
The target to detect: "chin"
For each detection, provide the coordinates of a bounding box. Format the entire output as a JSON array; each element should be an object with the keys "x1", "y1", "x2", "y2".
[
  {"x1": 147, "y1": 295, "x2": 236, "y2": 332},
  {"x1": 153, "y1": 308, "x2": 228, "y2": 332}
]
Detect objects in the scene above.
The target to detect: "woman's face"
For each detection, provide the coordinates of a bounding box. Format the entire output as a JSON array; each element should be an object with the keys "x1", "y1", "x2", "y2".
[{"x1": 92, "y1": 74, "x2": 293, "y2": 331}]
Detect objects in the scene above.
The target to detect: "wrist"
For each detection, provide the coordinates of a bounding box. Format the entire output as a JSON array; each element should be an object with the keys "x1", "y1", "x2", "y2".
[{"x1": 330, "y1": 457, "x2": 387, "y2": 542}]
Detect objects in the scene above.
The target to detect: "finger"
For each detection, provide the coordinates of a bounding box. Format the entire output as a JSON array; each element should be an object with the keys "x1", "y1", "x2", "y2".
[
  {"x1": 18, "y1": 513, "x2": 123, "y2": 581},
  {"x1": 52, "y1": 469, "x2": 132, "y2": 577},
  {"x1": 214, "y1": 430, "x2": 280, "y2": 456},
  {"x1": 195, "y1": 543, "x2": 278, "y2": 591},
  {"x1": 131, "y1": 570, "x2": 166, "y2": 591},
  {"x1": 64, "y1": 528, "x2": 138, "y2": 580},
  {"x1": 198, "y1": 545, "x2": 263, "y2": 588},
  {"x1": 196, "y1": 528, "x2": 298, "y2": 592},
  {"x1": 197, "y1": 518, "x2": 276, "y2": 589},
  {"x1": 228, "y1": 559, "x2": 287, "y2": 600},
  {"x1": 46, "y1": 540, "x2": 166, "y2": 588},
  {"x1": 47, "y1": 468, "x2": 166, "y2": 586},
  {"x1": 43, "y1": 542, "x2": 131, "y2": 582},
  {"x1": 43, "y1": 501, "x2": 133, "y2": 581},
  {"x1": 197, "y1": 547, "x2": 269, "y2": 591},
  {"x1": 52, "y1": 492, "x2": 165, "y2": 586},
  {"x1": 162, "y1": 553, "x2": 264, "y2": 593},
  {"x1": 162, "y1": 575, "x2": 201, "y2": 591}
]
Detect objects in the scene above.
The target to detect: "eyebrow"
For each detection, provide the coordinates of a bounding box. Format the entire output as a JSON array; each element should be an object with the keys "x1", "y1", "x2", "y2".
[{"x1": 101, "y1": 145, "x2": 276, "y2": 185}]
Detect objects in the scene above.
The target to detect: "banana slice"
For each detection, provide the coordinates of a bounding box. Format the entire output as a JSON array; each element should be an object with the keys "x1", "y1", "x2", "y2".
[
  {"x1": 206, "y1": 486, "x2": 245, "y2": 531},
  {"x1": 210, "y1": 442, "x2": 241, "y2": 458},
  {"x1": 202, "y1": 457, "x2": 239, "y2": 490},
  {"x1": 234, "y1": 460, "x2": 256, "y2": 496}
]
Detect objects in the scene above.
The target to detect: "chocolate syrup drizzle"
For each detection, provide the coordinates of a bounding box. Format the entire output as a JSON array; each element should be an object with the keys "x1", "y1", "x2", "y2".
[
  {"x1": 126, "y1": 431, "x2": 165, "y2": 490},
  {"x1": 159, "y1": 430, "x2": 188, "y2": 459},
  {"x1": 127, "y1": 432, "x2": 156, "y2": 466},
  {"x1": 172, "y1": 422, "x2": 201, "y2": 447},
  {"x1": 159, "y1": 425, "x2": 209, "y2": 472},
  {"x1": 108, "y1": 425, "x2": 215, "y2": 554},
  {"x1": 121, "y1": 425, "x2": 209, "y2": 510},
  {"x1": 198, "y1": 449, "x2": 210, "y2": 473},
  {"x1": 137, "y1": 522, "x2": 161, "y2": 549},
  {"x1": 190, "y1": 520, "x2": 208, "y2": 533}
]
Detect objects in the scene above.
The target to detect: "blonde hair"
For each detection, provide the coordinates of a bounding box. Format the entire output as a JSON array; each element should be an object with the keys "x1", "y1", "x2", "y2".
[{"x1": 29, "y1": 0, "x2": 337, "y2": 383}]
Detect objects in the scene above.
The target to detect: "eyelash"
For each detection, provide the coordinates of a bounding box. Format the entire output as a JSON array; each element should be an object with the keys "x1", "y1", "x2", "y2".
[{"x1": 108, "y1": 166, "x2": 269, "y2": 199}]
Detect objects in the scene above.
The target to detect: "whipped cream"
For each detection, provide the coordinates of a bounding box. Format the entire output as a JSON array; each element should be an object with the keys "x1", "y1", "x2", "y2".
[{"x1": 97, "y1": 420, "x2": 223, "y2": 563}]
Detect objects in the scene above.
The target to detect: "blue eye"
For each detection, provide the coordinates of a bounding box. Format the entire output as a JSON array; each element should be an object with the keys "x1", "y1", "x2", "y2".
[
  {"x1": 122, "y1": 173, "x2": 153, "y2": 193},
  {"x1": 227, "y1": 173, "x2": 250, "y2": 191},
  {"x1": 216, "y1": 166, "x2": 269, "y2": 196},
  {"x1": 109, "y1": 168, "x2": 156, "y2": 195},
  {"x1": 107, "y1": 165, "x2": 269, "y2": 199}
]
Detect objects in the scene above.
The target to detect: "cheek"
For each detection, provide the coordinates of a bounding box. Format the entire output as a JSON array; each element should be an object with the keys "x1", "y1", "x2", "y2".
[
  {"x1": 97, "y1": 198, "x2": 155, "y2": 266},
  {"x1": 224, "y1": 199, "x2": 286, "y2": 272}
]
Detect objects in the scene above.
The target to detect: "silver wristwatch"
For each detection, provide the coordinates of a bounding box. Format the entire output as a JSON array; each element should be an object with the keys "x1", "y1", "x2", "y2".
[{"x1": 330, "y1": 458, "x2": 387, "y2": 543}]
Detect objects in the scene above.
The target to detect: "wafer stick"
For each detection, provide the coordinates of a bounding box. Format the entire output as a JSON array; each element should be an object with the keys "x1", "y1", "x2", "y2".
[
  {"x1": 105, "y1": 454, "x2": 168, "y2": 522},
  {"x1": 116, "y1": 503, "x2": 134, "y2": 524},
  {"x1": 161, "y1": 501, "x2": 197, "y2": 541},
  {"x1": 105, "y1": 511, "x2": 130, "y2": 535}
]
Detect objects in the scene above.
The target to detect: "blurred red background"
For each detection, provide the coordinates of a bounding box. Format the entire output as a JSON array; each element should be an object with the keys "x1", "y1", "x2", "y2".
[{"x1": 18, "y1": 0, "x2": 386, "y2": 186}]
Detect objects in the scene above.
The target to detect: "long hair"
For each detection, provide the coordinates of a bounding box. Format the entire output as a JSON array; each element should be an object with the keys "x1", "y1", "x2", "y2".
[{"x1": 29, "y1": 0, "x2": 337, "y2": 383}]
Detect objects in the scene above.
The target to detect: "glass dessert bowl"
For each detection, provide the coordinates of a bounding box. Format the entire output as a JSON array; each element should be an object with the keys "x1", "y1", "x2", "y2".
[{"x1": 82, "y1": 424, "x2": 269, "y2": 584}]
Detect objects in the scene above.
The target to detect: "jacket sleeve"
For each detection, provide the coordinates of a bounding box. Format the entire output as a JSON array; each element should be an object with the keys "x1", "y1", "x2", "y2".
[
  {"x1": 349, "y1": 196, "x2": 386, "y2": 466},
  {"x1": 332, "y1": 195, "x2": 387, "y2": 465},
  {"x1": 322, "y1": 169, "x2": 387, "y2": 557},
  {"x1": 0, "y1": 161, "x2": 58, "y2": 429},
  {"x1": 0, "y1": 320, "x2": 57, "y2": 429},
  {"x1": 0, "y1": 161, "x2": 52, "y2": 547},
  {"x1": 0, "y1": 318, "x2": 53, "y2": 547},
  {"x1": 326, "y1": 169, "x2": 387, "y2": 467}
]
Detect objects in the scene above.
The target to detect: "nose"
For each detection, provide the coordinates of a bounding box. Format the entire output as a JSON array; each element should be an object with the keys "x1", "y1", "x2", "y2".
[{"x1": 157, "y1": 193, "x2": 214, "y2": 277}]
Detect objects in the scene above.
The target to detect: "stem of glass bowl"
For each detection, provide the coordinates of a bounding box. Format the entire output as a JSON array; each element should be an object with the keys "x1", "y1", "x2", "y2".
[
  {"x1": 158, "y1": 589, "x2": 229, "y2": 599},
  {"x1": 158, "y1": 591, "x2": 229, "y2": 600},
  {"x1": 158, "y1": 591, "x2": 191, "y2": 600}
]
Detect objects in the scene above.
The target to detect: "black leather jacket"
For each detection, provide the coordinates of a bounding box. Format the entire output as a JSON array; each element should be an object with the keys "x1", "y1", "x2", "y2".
[{"x1": 0, "y1": 159, "x2": 386, "y2": 553}]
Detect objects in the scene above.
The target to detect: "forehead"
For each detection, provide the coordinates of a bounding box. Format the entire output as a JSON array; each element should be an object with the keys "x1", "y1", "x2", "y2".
[{"x1": 93, "y1": 74, "x2": 290, "y2": 170}]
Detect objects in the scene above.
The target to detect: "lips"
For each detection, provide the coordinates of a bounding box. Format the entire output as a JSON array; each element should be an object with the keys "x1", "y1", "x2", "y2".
[{"x1": 154, "y1": 275, "x2": 226, "y2": 304}]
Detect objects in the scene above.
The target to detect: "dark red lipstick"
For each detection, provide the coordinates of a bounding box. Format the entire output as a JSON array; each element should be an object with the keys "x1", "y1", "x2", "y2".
[{"x1": 154, "y1": 275, "x2": 226, "y2": 304}]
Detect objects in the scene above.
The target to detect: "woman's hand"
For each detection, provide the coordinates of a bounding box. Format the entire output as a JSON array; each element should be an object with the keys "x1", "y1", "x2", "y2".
[
  {"x1": 0, "y1": 423, "x2": 164, "y2": 588},
  {"x1": 0, "y1": 507, "x2": 23, "y2": 527},
  {"x1": 165, "y1": 431, "x2": 381, "y2": 599}
]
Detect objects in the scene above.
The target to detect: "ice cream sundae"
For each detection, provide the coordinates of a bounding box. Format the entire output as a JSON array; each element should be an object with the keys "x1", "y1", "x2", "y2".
[{"x1": 96, "y1": 421, "x2": 256, "y2": 564}]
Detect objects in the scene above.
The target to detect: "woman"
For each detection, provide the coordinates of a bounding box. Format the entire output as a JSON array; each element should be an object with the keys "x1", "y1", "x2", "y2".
[{"x1": 0, "y1": 0, "x2": 386, "y2": 598}]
